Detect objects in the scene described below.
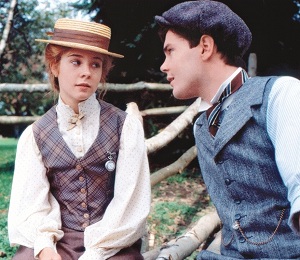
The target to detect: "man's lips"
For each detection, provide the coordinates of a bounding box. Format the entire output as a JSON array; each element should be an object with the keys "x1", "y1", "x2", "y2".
[{"x1": 167, "y1": 76, "x2": 174, "y2": 84}]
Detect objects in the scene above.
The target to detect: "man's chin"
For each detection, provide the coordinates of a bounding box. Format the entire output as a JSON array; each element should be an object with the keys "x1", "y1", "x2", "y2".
[{"x1": 172, "y1": 90, "x2": 193, "y2": 100}]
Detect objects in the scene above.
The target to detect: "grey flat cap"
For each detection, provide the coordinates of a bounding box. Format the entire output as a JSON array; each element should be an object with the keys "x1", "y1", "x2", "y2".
[{"x1": 155, "y1": 0, "x2": 252, "y2": 56}]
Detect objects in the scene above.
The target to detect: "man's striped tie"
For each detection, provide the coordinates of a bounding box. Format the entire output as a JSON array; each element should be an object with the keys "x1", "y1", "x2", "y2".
[{"x1": 207, "y1": 70, "x2": 248, "y2": 136}]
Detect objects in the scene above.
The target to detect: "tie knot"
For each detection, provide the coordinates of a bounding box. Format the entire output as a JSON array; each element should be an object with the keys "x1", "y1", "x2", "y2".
[
  {"x1": 207, "y1": 70, "x2": 248, "y2": 136},
  {"x1": 67, "y1": 113, "x2": 84, "y2": 130}
]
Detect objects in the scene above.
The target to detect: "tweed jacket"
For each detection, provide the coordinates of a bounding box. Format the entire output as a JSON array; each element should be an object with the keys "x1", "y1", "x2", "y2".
[
  {"x1": 194, "y1": 76, "x2": 300, "y2": 259},
  {"x1": 32, "y1": 100, "x2": 126, "y2": 231}
]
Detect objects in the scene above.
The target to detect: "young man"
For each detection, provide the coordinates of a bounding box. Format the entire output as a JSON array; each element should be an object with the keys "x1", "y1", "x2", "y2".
[{"x1": 155, "y1": 1, "x2": 300, "y2": 259}]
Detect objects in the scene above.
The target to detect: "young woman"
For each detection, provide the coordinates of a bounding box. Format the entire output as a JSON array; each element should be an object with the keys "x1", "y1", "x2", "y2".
[{"x1": 8, "y1": 18, "x2": 151, "y2": 260}]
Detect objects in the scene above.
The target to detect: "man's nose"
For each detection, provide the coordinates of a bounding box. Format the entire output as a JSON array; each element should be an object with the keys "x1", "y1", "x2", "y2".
[{"x1": 160, "y1": 59, "x2": 168, "y2": 73}]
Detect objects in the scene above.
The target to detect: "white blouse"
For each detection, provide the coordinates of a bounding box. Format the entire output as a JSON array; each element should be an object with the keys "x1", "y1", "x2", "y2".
[{"x1": 8, "y1": 94, "x2": 151, "y2": 259}]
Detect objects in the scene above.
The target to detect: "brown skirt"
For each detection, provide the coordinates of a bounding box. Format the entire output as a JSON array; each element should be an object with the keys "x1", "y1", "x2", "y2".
[{"x1": 13, "y1": 227, "x2": 143, "y2": 260}]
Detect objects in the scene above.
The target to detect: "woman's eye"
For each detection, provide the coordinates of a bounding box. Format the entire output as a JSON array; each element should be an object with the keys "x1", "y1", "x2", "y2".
[
  {"x1": 71, "y1": 60, "x2": 80, "y2": 65},
  {"x1": 92, "y1": 62, "x2": 102, "y2": 68}
]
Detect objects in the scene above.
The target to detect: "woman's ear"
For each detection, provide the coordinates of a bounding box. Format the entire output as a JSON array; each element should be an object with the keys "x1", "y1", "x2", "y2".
[
  {"x1": 199, "y1": 35, "x2": 215, "y2": 60},
  {"x1": 50, "y1": 63, "x2": 59, "y2": 77}
]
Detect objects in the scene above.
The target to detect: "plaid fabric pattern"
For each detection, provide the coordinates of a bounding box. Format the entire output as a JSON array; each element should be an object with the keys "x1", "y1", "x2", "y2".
[{"x1": 33, "y1": 100, "x2": 126, "y2": 231}]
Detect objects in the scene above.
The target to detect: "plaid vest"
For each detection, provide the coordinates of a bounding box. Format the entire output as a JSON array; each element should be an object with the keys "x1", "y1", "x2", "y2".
[{"x1": 33, "y1": 100, "x2": 126, "y2": 231}]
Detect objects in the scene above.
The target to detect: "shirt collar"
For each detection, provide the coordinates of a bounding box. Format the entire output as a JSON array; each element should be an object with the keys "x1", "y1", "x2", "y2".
[
  {"x1": 198, "y1": 67, "x2": 244, "y2": 112},
  {"x1": 210, "y1": 67, "x2": 243, "y2": 105},
  {"x1": 57, "y1": 93, "x2": 99, "y2": 118}
]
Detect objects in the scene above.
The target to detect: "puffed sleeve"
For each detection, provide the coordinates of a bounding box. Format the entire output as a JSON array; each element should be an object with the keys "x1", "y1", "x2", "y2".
[
  {"x1": 8, "y1": 125, "x2": 64, "y2": 258},
  {"x1": 79, "y1": 114, "x2": 151, "y2": 260}
]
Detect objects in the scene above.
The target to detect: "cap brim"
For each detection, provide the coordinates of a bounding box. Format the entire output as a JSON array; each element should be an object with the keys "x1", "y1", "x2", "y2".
[
  {"x1": 154, "y1": 15, "x2": 171, "y2": 26},
  {"x1": 35, "y1": 39, "x2": 124, "y2": 58}
]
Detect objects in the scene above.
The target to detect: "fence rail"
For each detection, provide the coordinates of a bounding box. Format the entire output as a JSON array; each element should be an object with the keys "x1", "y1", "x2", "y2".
[{"x1": 0, "y1": 82, "x2": 172, "y2": 92}]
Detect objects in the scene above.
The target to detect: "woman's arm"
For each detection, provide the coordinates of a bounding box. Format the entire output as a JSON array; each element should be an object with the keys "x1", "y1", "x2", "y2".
[
  {"x1": 8, "y1": 125, "x2": 63, "y2": 258},
  {"x1": 79, "y1": 114, "x2": 151, "y2": 260}
]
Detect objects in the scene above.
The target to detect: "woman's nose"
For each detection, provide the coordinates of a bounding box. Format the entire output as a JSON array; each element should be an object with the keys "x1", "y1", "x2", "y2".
[{"x1": 81, "y1": 64, "x2": 91, "y2": 77}]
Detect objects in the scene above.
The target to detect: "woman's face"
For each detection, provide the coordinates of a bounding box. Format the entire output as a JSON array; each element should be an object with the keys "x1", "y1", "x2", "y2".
[{"x1": 51, "y1": 48, "x2": 104, "y2": 112}]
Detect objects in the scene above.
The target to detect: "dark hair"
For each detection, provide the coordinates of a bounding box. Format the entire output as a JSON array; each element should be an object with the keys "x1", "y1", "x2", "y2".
[{"x1": 158, "y1": 25, "x2": 246, "y2": 69}]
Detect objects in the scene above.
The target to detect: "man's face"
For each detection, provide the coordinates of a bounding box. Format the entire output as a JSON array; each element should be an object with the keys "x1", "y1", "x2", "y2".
[{"x1": 160, "y1": 30, "x2": 203, "y2": 99}]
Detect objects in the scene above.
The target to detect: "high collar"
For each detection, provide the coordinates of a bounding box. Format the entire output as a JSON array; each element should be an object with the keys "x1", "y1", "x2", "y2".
[{"x1": 57, "y1": 94, "x2": 99, "y2": 118}]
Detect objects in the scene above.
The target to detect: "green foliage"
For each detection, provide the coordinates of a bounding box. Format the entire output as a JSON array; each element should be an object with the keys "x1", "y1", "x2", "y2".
[
  {"x1": 149, "y1": 201, "x2": 198, "y2": 240},
  {"x1": 0, "y1": 92, "x2": 55, "y2": 116},
  {"x1": 148, "y1": 169, "x2": 212, "y2": 257},
  {"x1": 0, "y1": 171, "x2": 16, "y2": 260},
  {"x1": 0, "y1": 0, "x2": 74, "y2": 83},
  {"x1": 0, "y1": 138, "x2": 17, "y2": 172},
  {"x1": 0, "y1": 138, "x2": 17, "y2": 258}
]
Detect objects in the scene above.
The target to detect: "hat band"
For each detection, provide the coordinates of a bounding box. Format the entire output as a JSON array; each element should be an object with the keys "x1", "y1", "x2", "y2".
[{"x1": 52, "y1": 28, "x2": 110, "y2": 50}]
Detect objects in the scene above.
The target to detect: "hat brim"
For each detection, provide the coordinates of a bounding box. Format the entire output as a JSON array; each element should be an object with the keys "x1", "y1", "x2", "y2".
[{"x1": 35, "y1": 39, "x2": 124, "y2": 58}]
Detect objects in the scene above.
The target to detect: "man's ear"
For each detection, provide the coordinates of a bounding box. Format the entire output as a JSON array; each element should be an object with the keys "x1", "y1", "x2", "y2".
[{"x1": 199, "y1": 35, "x2": 215, "y2": 60}]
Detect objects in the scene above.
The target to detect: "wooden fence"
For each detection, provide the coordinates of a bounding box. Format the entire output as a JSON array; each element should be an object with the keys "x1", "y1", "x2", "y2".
[{"x1": 0, "y1": 54, "x2": 257, "y2": 259}]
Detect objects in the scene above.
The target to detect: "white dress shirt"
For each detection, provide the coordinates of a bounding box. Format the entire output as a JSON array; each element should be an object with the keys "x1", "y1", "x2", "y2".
[{"x1": 8, "y1": 94, "x2": 151, "y2": 259}]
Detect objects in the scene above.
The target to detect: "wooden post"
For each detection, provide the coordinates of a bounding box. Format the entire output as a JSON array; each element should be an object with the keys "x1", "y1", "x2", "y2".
[{"x1": 248, "y1": 53, "x2": 257, "y2": 77}]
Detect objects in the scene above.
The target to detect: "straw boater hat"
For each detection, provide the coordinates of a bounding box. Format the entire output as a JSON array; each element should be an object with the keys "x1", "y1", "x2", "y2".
[{"x1": 35, "y1": 18, "x2": 124, "y2": 58}]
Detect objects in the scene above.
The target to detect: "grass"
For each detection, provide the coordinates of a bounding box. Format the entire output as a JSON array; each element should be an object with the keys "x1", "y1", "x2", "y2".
[
  {"x1": 0, "y1": 138, "x2": 210, "y2": 259},
  {"x1": 0, "y1": 138, "x2": 18, "y2": 259},
  {"x1": 148, "y1": 170, "x2": 212, "y2": 259}
]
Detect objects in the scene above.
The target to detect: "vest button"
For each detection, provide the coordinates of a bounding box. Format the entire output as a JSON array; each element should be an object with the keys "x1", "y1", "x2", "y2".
[
  {"x1": 79, "y1": 176, "x2": 85, "y2": 182},
  {"x1": 234, "y1": 199, "x2": 241, "y2": 204},
  {"x1": 225, "y1": 178, "x2": 232, "y2": 185},
  {"x1": 80, "y1": 188, "x2": 86, "y2": 194},
  {"x1": 81, "y1": 202, "x2": 87, "y2": 208},
  {"x1": 82, "y1": 222, "x2": 88, "y2": 228},
  {"x1": 239, "y1": 237, "x2": 246, "y2": 243},
  {"x1": 235, "y1": 214, "x2": 241, "y2": 220},
  {"x1": 76, "y1": 164, "x2": 82, "y2": 170},
  {"x1": 214, "y1": 155, "x2": 224, "y2": 164},
  {"x1": 232, "y1": 221, "x2": 239, "y2": 230},
  {"x1": 84, "y1": 213, "x2": 89, "y2": 219}
]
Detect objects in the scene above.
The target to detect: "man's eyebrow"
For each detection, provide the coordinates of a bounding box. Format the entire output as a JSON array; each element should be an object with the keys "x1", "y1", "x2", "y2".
[{"x1": 163, "y1": 44, "x2": 170, "y2": 52}]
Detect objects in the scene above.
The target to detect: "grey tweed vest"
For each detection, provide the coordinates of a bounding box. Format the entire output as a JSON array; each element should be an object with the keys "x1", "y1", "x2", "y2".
[
  {"x1": 33, "y1": 100, "x2": 126, "y2": 231},
  {"x1": 195, "y1": 77, "x2": 300, "y2": 259}
]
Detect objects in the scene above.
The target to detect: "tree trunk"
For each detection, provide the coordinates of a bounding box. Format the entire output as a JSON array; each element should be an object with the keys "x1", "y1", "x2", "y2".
[
  {"x1": 146, "y1": 98, "x2": 201, "y2": 154},
  {"x1": 248, "y1": 53, "x2": 257, "y2": 77},
  {"x1": 143, "y1": 210, "x2": 220, "y2": 260},
  {"x1": 0, "y1": 0, "x2": 17, "y2": 57},
  {"x1": 150, "y1": 146, "x2": 197, "y2": 187}
]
